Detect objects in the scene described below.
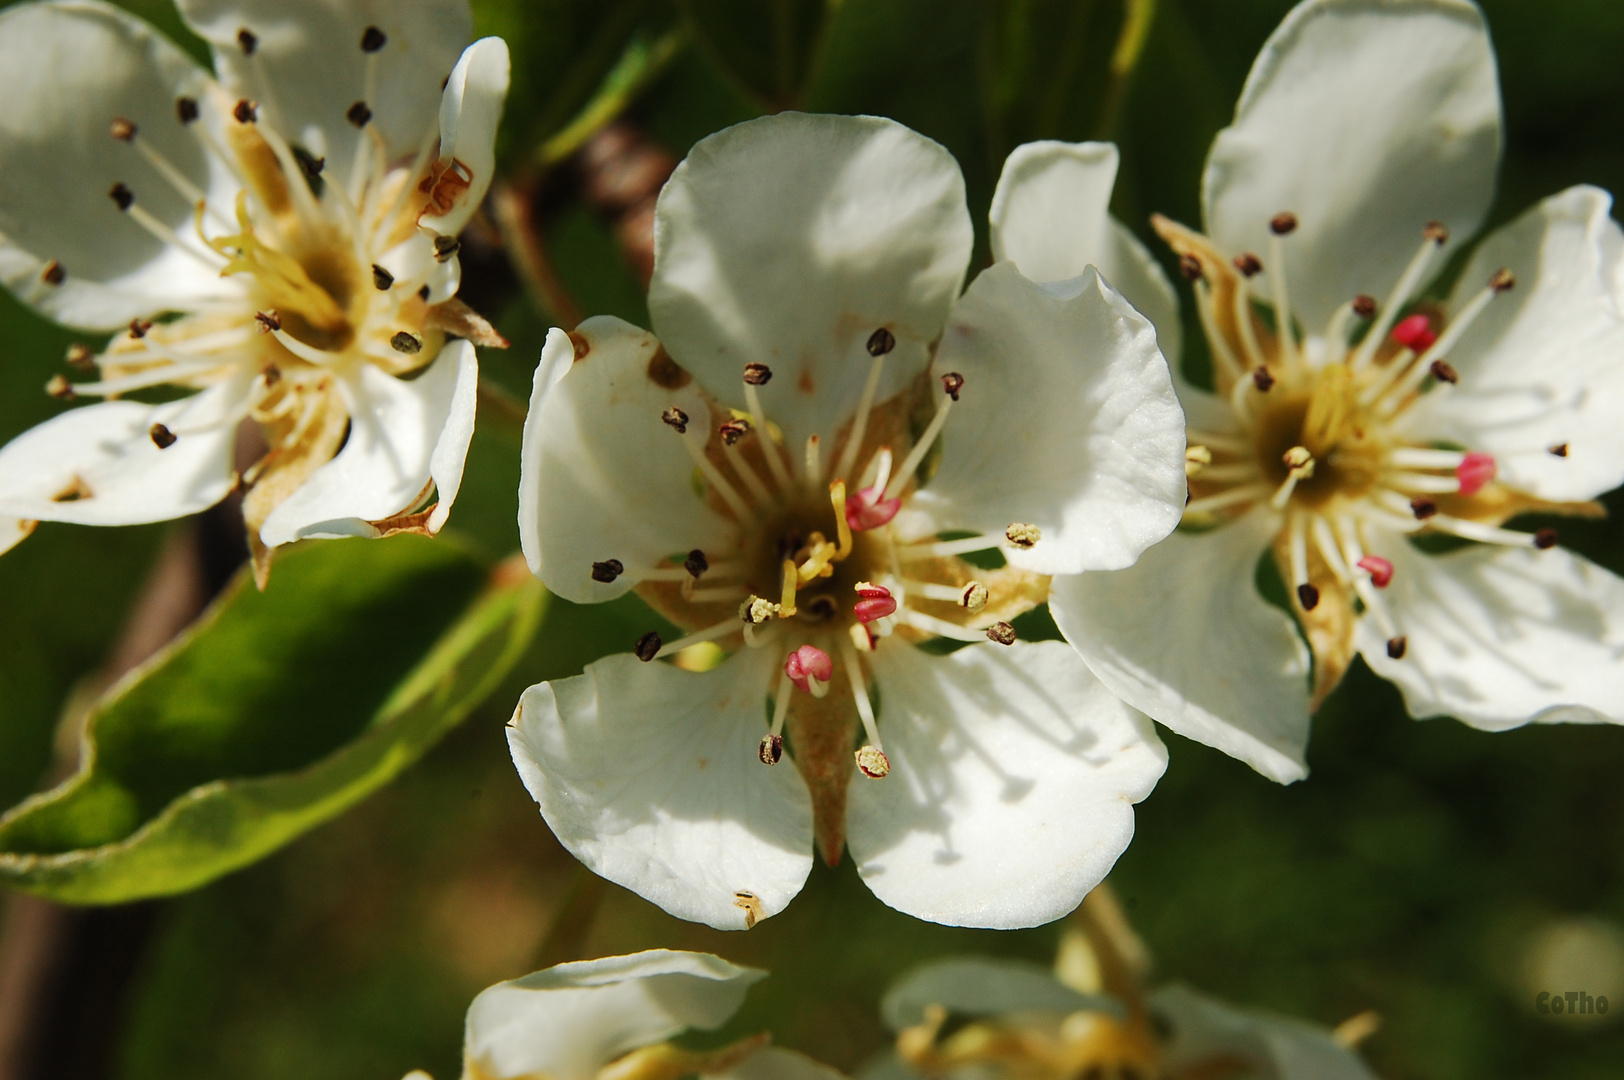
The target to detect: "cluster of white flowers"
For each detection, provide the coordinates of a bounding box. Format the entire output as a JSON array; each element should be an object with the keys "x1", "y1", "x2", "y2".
[{"x1": 0, "y1": 0, "x2": 1619, "y2": 953}]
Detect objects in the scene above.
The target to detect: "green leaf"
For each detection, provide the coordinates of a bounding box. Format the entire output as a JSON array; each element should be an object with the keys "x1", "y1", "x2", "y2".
[{"x1": 0, "y1": 536, "x2": 544, "y2": 904}]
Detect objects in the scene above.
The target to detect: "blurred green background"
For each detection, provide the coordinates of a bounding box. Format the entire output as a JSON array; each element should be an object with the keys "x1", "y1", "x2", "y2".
[{"x1": 2, "y1": 1, "x2": 1624, "y2": 1078}]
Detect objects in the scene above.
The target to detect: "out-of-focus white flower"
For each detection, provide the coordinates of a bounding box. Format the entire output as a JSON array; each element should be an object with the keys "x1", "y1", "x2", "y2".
[
  {"x1": 402, "y1": 949, "x2": 843, "y2": 1080},
  {"x1": 994, "y1": 0, "x2": 1624, "y2": 782},
  {"x1": 508, "y1": 112, "x2": 1187, "y2": 931},
  {"x1": 0, "y1": 0, "x2": 510, "y2": 583}
]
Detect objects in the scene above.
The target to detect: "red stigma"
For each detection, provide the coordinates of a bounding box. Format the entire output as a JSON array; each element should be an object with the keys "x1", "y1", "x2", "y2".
[
  {"x1": 854, "y1": 585, "x2": 898, "y2": 624},
  {"x1": 1391, "y1": 313, "x2": 1437, "y2": 353},
  {"x1": 1456, "y1": 451, "x2": 1496, "y2": 496},
  {"x1": 1356, "y1": 555, "x2": 1394, "y2": 588},
  {"x1": 845, "y1": 484, "x2": 901, "y2": 531},
  {"x1": 784, "y1": 645, "x2": 833, "y2": 693}
]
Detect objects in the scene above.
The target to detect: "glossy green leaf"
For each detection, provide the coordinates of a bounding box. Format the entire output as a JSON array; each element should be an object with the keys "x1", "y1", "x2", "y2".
[{"x1": 0, "y1": 536, "x2": 544, "y2": 904}]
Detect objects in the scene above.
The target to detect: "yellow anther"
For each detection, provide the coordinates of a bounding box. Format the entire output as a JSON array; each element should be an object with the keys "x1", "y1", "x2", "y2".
[
  {"x1": 796, "y1": 535, "x2": 837, "y2": 585},
  {"x1": 1282, "y1": 445, "x2": 1316, "y2": 478},
  {"x1": 740, "y1": 596, "x2": 779, "y2": 624},
  {"x1": 830, "y1": 479, "x2": 853, "y2": 559},
  {"x1": 1185, "y1": 444, "x2": 1212, "y2": 475},
  {"x1": 849, "y1": 622, "x2": 874, "y2": 652},
  {"x1": 779, "y1": 559, "x2": 798, "y2": 617}
]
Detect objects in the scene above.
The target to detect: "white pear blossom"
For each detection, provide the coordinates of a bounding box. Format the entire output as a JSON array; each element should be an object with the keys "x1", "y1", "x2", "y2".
[
  {"x1": 871, "y1": 888, "x2": 1377, "y2": 1080},
  {"x1": 991, "y1": 0, "x2": 1624, "y2": 783},
  {"x1": 0, "y1": 0, "x2": 511, "y2": 582},
  {"x1": 403, "y1": 949, "x2": 843, "y2": 1080},
  {"x1": 509, "y1": 112, "x2": 1186, "y2": 932}
]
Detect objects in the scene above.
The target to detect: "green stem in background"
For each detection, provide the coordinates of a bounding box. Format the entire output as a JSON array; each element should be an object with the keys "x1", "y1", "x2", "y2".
[
  {"x1": 1095, "y1": 0, "x2": 1157, "y2": 140},
  {"x1": 530, "y1": 864, "x2": 610, "y2": 969},
  {"x1": 476, "y1": 377, "x2": 529, "y2": 449},
  {"x1": 537, "y1": 28, "x2": 689, "y2": 167}
]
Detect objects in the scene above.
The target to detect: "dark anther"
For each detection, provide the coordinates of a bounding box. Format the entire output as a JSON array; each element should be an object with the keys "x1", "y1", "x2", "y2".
[
  {"x1": 262, "y1": 364, "x2": 282, "y2": 387},
  {"x1": 591, "y1": 559, "x2": 625, "y2": 583},
  {"x1": 758, "y1": 734, "x2": 784, "y2": 765},
  {"x1": 346, "y1": 101, "x2": 373, "y2": 128},
  {"x1": 237, "y1": 28, "x2": 258, "y2": 55},
  {"x1": 1297, "y1": 583, "x2": 1320, "y2": 611},
  {"x1": 1232, "y1": 252, "x2": 1263, "y2": 277},
  {"x1": 1423, "y1": 221, "x2": 1449, "y2": 244},
  {"x1": 743, "y1": 362, "x2": 773, "y2": 386},
  {"x1": 360, "y1": 25, "x2": 387, "y2": 52},
  {"x1": 1534, "y1": 528, "x2": 1559, "y2": 550},
  {"x1": 433, "y1": 235, "x2": 460, "y2": 262},
  {"x1": 1352, "y1": 294, "x2": 1377, "y2": 319},
  {"x1": 1429, "y1": 359, "x2": 1459, "y2": 384},
  {"x1": 65, "y1": 343, "x2": 94, "y2": 371},
  {"x1": 1178, "y1": 254, "x2": 1203, "y2": 281},
  {"x1": 41, "y1": 260, "x2": 65, "y2": 286},
  {"x1": 233, "y1": 98, "x2": 258, "y2": 124},
  {"x1": 684, "y1": 549, "x2": 709, "y2": 578},
  {"x1": 1252, "y1": 365, "x2": 1275, "y2": 392},
  {"x1": 128, "y1": 318, "x2": 152, "y2": 339},
  {"x1": 634, "y1": 631, "x2": 662, "y2": 662},
  {"x1": 719, "y1": 418, "x2": 751, "y2": 446},
  {"x1": 372, "y1": 264, "x2": 395, "y2": 290},
  {"x1": 1489, "y1": 268, "x2": 1516, "y2": 292},
  {"x1": 417, "y1": 284, "x2": 431, "y2": 301},
  {"x1": 175, "y1": 96, "x2": 200, "y2": 124},
  {"x1": 866, "y1": 327, "x2": 896, "y2": 356},
  {"x1": 254, "y1": 309, "x2": 282, "y2": 333},
  {"x1": 1410, "y1": 496, "x2": 1437, "y2": 520},
  {"x1": 661, "y1": 407, "x2": 689, "y2": 434},
  {"x1": 941, "y1": 372, "x2": 964, "y2": 401},
  {"x1": 1386, "y1": 635, "x2": 1408, "y2": 659},
  {"x1": 390, "y1": 331, "x2": 423, "y2": 355},
  {"x1": 1270, "y1": 211, "x2": 1298, "y2": 235},
  {"x1": 108, "y1": 183, "x2": 134, "y2": 211},
  {"x1": 149, "y1": 423, "x2": 177, "y2": 449},
  {"x1": 45, "y1": 374, "x2": 75, "y2": 400},
  {"x1": 985, "y1": 621, "x2": 1017, "y2": 646},
  {"x1": 1549, "y1": 443, "x2": 1570, "y2": 457},
  {"x1": 109, "y1": 117, "x2": 137, "y2": 142}
]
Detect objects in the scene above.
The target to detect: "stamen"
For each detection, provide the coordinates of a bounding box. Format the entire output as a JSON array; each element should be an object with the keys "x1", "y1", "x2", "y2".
[
  {"x1": 986, "y1": 621, "x2": 1017, "y2": 645},
  {"x1": 1387, "y1": 636, "x2": 1408, "y2": 659},
  {"x1": 1288, "y1": 514, "x2": 1317, "y2": 610},
  {"x1": 653, "y1": 616, "x2": 744, "y2": 658},
  {"x1": 845, "y1": 483, "x2": 901, "y2": 533},
  {"x1": 853, "y1": 582, "x2": 898, "y2": 624},
  {"x1": 1388, "y1": 447, "x2": 1467, "y2": 470},
  {"x1": 1334, "y1": 517, "x2": 1399, "y2": 638},
  {"x1": 1410, "y1": 496, "x2": 1438, "y2": 520},
  {"x1": 898, "y1": 534, "x2": 1004, "y2": 560},
  {"x1": 591, "y1": 559, "x2": 624, "y2": 583},
  {"x1": 41, "y1": 260, "x2": 65, "y2": 285},
  {"x1": 360, "y1": 25, "x2": 387, "y2": 52},
  {"x1": 372, "y1": 264, "x2": 395, "y2": 290},
  {"x1": 719, "y1": 422, "x2": 773, "y2": 505},
  {"x1": 1185, "y1": 444, "x2": 1213, "y2": 475},
  {"x1": 1549, "y1": 443, "x2": 1570, "y2": 458},
  {"x1": 111, "y1": 116, "x2": 214, "y2": 211},
  {"x1": 1356, "y1": 555, "x2": 1394, "y2": 588},
  {"x1": 785, "y1": 644, "x2": 832, "y2": 696},
  {"x1": 741, "y1": 364, "x2": 795, "y2": 491},
  {"x1": 1185, "y1": 429, "x2": 1248, "y2": 454},
  {"x1": 1391, "y1": 313, "x2": 1437, "y2": 353},
  {"x1": 686, "y1": 549, "x2": 709, "y2": 578},
  {"x1": 762, "y1": 666, "x2": 793, "y2": 764},
  {"x1": 834, "y1": 346, "x2": 888, "y2": 483},
  {"x1": 1252, "y1": 366, "x2": 1276, "y2": 392},
  {"x1": 898, "y1": 578, "x2": 981, "y2": 604},
  {"x1": 1350, "y1": 230, "x2": 1446, "y2": 370},
  {"x1": 897, "y1": 608, "x2": 987, "y2": 642},
  {"x1": 1189, "y1": 462, "x2": 1261, "y2": 483},
  {"x1": 390, "y1": 331, "x2": 423, "y2": 354},
  {"x1": 1426, "y1": 514, "x2": 1551, "y2": 548},
  {"x1": 671, "y1": 420, "x2": 755, "y2": 521},
  {"x1": 1267, "y1": 212, "x2": 1298, "y2": 367},
  {"x1": 1352, "y1": 294, "x2": 1378, "y2": 320},
  {"x1": 883, "y1": 377, "x2": 960, "y2": 501},
  {"x1": 1311, "y1": 516, "x2": 1352, "y2": 582},
  {"x1": 45, "y1": 375, "x2": 74, "y2": 400},
  {"x1": 1230, "y1": 260, "x2": 1268, "y2": 370},
  {"x1": 347, "y1": 101, "x2": 373, "y2": 128},
  {"x1": 962, "y1": 581, "x2": 988, "y2": 613},
  {"x1": 855, "y1": 745, "x2": 890, "y2": 778},
  {"x1": 1179, "y1": 254, "x2": 1203, "y2": 281},
  {"x1": 1375, "y1": 274, "x2": 1509, "y2": 411},
  {"x1": 804, "y1": 434, "x2": 822, "y2": 489},
  {"x1": 65, "y1": 344, "x2": 94, "y2": 371},
  {"x1": 233, "y1": 99, "x2": 258, "y2": 124},
  {"x1": 830, "y1": 481, "x2": 854, "y2": 559},
  {"x1": 838, "y1": 636, "x2": 887, "y2": 777},
  {"x1": 740, "y1": 596, "x2": 779, "y2": 624},
  {"x1": 1270, "y1": 447, "x2": 1316, "y2": 510},
  {"x1": 779, "y1": 560, "x2": 799, "y2": 616},
  {"x1": 1184, "y1": 483, "x2": 1268, "y2": 516},
  {"x1": 1004, "y1": 522, "x2": 1041, "y2": 549},
  {"x1": 1193, "y1": 279, "x2": 1245, "y2": 381},
  {"x1": 176, "y1": 96, "x2": 200, "y2": 124},
  {"x1": 661, "y1": 407, "x2": 689, "y2": 433},
  {"x1": 634, "y1": 631, "x2": 662, "y2": 662}
]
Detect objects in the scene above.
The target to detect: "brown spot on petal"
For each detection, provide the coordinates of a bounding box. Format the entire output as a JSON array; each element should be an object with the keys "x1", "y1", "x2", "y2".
[{"x1": 646, "y1": 345, "x2": 690, "y2": 388}]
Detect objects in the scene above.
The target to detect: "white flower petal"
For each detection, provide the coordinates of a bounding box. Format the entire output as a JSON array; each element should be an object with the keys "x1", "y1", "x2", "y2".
[
  {"x1": 0, "y1": 517, "x2": 33, "y2": 557},
  {"x1": 914, "y1": 263, "x2": 1186, "y2": 575},
  {"x1": 881, "y1": 958, "x2": 1112, "y2": 1030},
  {"x1": 507, "y1": 649, "x2": 815, "y2": 931},
  {"x1": 990, "y1": 140, "x2": 1182, "y2": 360},
  {"x1": 1398, "y1": 185, "x2": 1624, "y2": 501},
  {"x1": 1203, "y1": 0, "x2": 1500, "y2": 331},
  {"x1": 0, "y1": 0, "x2": 237, "y2": 330},
  {"x1": 847, "y1": 640, "x2": 1167, "y2": 929},
  {"x1": 1358, "y1": 536, "x2": 1624, "y2": 731},
  {"x1": 175, "y1": 0, "x2": 470, "y2": 179},
  {"x1": 0, "y1": 379, "x2": 244, "y2": 527},
  {"x1": 717, "y1": 1049, "x2": 849, "y2": 1080},
  {"x1": 648, "y1": 112, "x2": 973, "y2": 449},
  {"x1": 419, "y1": 36, "x2": 509, "y2": 236},
  {"x1": 464, "y1": 950, "x2": 764, "y2": 1080},
  {"x1": 516, "y1": 316, "x2": 734, "y2": 604},
  {"x1": 258, "y1": 341, "x2": 478, "y2": 546},
  {"x1": 1050, "y1": 509, "x2": 1312, "y2": 784},
  {"x1": 1151, "y1": 983, "x2": 1377, "y2": 1080}
]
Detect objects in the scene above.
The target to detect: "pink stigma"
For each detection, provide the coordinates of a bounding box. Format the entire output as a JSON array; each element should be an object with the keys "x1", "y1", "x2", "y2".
[
  {"x1": 1456, "y1": 451, "x2": 1496, "y2": 495},
  {"x1": 1356, "y1": 555, "x2": 1394, "y2": 588},
  {"x1": 784, "y1": 645, "x2": 833, "y2": 693},
  {"x1": 854, "y1": 584, "x2": 898, "y2": 624},
  {"x1": 1391, "y1": 313, "x2": 1437, "y2": 353},
  {"x1": 846, "y1": 485, "x2": 901, "y2": 532}
]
